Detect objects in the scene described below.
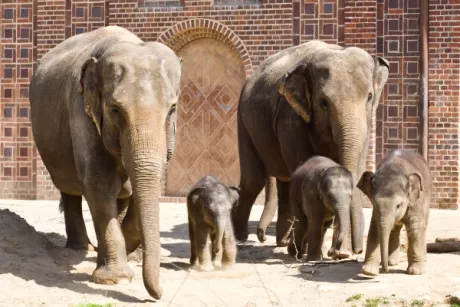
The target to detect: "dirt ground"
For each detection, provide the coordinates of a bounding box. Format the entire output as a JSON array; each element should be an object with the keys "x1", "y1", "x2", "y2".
[{"x1": 0, "y1": 199, "x2": 458, "y2": 307}]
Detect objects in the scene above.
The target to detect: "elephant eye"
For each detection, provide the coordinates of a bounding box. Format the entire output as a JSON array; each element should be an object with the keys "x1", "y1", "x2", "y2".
[
  {"x1": 396, "y1": 203, "x2": 401, "y2": 209},
  {"x1": 367, "y1": 93, "x2": 373, "y2": 103},
  {"x1": 111, "y1": 106, "x2": 120, "y2": 114},
  {"x1": 320, "y1": 99, "x2": 328, "y2": 109}
]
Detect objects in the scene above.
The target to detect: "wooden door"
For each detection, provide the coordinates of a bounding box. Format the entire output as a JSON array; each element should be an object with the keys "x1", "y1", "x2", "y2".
[{"x1": 166, "y1": 38, "x2": 245, "y2": 196}]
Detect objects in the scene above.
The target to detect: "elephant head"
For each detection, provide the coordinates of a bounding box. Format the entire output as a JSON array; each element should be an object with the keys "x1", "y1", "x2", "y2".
[
  {"x1": 278, "y1": 46, "x2": 389, "y2": 252},
  {"x1": 317, "y1": 166, "x2": 353, "y2": 254},
  {"x1": 358, "y1": 168, "x2": 424, "y2": 272},
  {"x1": 79, "y1": 42, "x2": 182, "y2": 299}
]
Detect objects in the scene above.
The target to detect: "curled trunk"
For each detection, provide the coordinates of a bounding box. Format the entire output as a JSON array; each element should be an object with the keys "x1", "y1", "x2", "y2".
[{"x1": 124, "y1": 127, "x2": 164, "y2": 300}]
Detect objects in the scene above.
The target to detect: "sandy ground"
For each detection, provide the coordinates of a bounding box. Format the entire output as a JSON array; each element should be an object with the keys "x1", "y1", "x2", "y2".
[{"x1": 0, "y1": 199, "x2": 459, "y2": 307}]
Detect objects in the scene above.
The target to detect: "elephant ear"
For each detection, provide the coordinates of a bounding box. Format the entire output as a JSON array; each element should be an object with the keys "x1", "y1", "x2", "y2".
[
  {"x1": 187, "y1": 187, "x2": 204, "y2": 205},
  {"x1": 372, "y1": 57, "x2": 390, "y2": 110},
  {"x1": 228, "y1": 186, "x2": 240, "y2": 207},
  {"x1": 357, "y1": 171, "x2": 374, "y2": 200},
  {"x1": 79, "y1": 57, "x2": 102, "y2": 136},
  {"x1": 278, "y1": 64, "x2": 311, "y2": 123},
  {"x1": 408, "y1": 173, "x2": 423, "y2": 204}
]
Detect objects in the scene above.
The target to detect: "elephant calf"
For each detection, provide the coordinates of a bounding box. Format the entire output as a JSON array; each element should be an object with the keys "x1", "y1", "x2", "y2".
[
  {"x1": 187, "y1": 176, "x2": 239, "y2": 271},
  {"x1": 287, "y1": 156, "x2": 353, "y2": 261},
  {"x1": 358, "y1": 149, "x2": 432, "y2": 276}
]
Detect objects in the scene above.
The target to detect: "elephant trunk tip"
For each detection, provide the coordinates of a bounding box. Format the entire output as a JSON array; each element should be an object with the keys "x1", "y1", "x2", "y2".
[{"x1": 143, "y1": 267, "x2": 163, "y2": 300}]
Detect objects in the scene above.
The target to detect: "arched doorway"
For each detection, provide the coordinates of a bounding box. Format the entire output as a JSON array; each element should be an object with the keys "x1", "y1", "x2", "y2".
[{"x1": 166, "y1": 38, "x2": 245, "y2": 195}]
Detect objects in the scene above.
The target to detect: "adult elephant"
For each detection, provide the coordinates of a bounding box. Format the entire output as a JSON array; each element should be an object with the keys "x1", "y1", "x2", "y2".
[
  {"x1": 29, "y1": 26, "x2": 182, "y2": 300},
  {"x1": 232, "y1": 40, "x2": 389, "y2": 256}
]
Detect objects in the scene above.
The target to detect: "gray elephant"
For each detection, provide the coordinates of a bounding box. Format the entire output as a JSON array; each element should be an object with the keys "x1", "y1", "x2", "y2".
[
  {"x1": 187, "y1": 176, "x2": 239, "y2": 271},
  {"x1": 358, "y1": 149, "x2": 432, "y2": 276},
  {"x1": 232, "y1": 40, "x2": 389, "y2": 257},
  {"x1": 287, "y1": 156, "x2": 353, "y2": 261},
  {"x1": 29, "y1": 26, "x2": 182, "y2": 299}
]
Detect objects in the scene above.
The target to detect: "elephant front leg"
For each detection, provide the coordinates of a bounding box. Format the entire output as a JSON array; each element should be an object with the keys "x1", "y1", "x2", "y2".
[
  {"x1": 61, "y1": 193, "x2": 96, "y2": 251},
  {"x1": 304, "y1": 215, "x2": 325, "y2": 261},
  {"x1": 287, "y1": 203, "x2": 307, "y2": 260},
  {"x1": 406, "y1": 220, "x2": 427, "y2": 275},
  {"x1": 118, "y1": 197, "x2": 141, "y2": 255},
  {"x1": 361, "y1": 213, "x2": 380, "y2": 276},
  {"x1": 194, "y1": 226, "x2": 213, "y2": 272},
  {"x1": 210, "y1": 232, "x2": 223, "y2": 269},
  {"x1": 388, "y1": 224, "x2": 403, "y2": 266},
  {"x1": 85, "y1": 186, "x2": 134, "y2": 285},
  {"x1": 188, "y1": 215, "x2": 197, "y2": 266},
  {"x1": 276, "y1": 180, "x2": 294, "y2": 247}
]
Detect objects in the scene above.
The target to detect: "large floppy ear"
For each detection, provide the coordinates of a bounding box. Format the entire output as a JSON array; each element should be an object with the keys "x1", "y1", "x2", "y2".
[
  {"x1": 408, "y1": 173, "x2": 423, "y2": 204},
  {"x1": 187, "y1": 187, "x2": 204, "y2": 205},
  {"x1": 372, "y1": 57, "x2": 390, "y2": 111},
  {"x1": 228, "y1": 186, "x2": 240, "y2": 207},
  {"x1": 357, "y1": 171, "x2": 374, "y2": 200},
  {"x1": 278, "y1": 64, "x2": 311, "y2": 123},
  {"x1": 79, "y1": 57, "x2": 102, "y2": 136}
]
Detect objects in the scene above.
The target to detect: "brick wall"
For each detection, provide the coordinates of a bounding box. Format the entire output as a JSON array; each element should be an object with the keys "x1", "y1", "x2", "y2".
[{"x1": 0, "y1": 0, "x2": 458, "y2": 209}]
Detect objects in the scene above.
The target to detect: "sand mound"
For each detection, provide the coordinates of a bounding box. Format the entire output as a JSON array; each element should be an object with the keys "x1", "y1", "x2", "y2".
[{"x1": 0, "y1": 209, "x2": 64, "y2": 278}]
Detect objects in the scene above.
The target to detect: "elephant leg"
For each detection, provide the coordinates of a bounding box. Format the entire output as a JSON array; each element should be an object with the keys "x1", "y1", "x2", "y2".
[
  {"x1": 119, "y1": 197, "x2": 141, "y2": 255},
  {"x1": 233, "y1": 120, "x2": 266, "y2": 242},
  {"x1": 275, "y1": 180, "x2": 293, "y2": 247},
  {"x1": 188, "y1": 216, "x2": 197, "y2": 266},
  {"x1": 61, "y1": 193, "x2": 95, "y2": 251},
  {"x1": 222, "y1": 223, "x2": 237, "y2": 269},
  {"x1": 257, "y1": 176, "x2": 278, "y2": 243},
  {"x1": 406, "y1": 221, "x2": 426, "y2": 275},
  {"x1": 194, "y1": 225, "x2": 213, "y2": 272},
  {"x1": 210, "y1": 232, "x2": 223, "y2": 268},
  {"x1": 84, "y1": 183, "x2": 134, "y2": 285},
  {"x1": 361, "y1": 212, "x2": 380, "y2": 276},
  {"x1": 350, "y1": 189, "x2": 365, "y2": 254},
  {"x1": 305, "y1": 215, "x2": 325, "y2": 261},
  {"x1": 327, "y1": 218, "x2": 339, "y2": 258},
  {"x1": 388, "y1": 224, "x2": 403, "y2": 266}
]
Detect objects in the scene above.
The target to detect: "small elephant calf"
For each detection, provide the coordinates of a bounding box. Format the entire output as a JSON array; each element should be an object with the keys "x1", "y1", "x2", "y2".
[
  {"x1": 187, "y1": 176, "x2": 239, "y2": 271},
  {"x1": 358, "y1": 149, "x2": 431, "y2": 276},
  {"x1": 287, "y1": 156, "x2": 354, "y2": 261}
]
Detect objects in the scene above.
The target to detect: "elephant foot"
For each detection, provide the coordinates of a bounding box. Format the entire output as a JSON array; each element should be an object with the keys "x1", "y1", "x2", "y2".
[
  {"x1": 361, "y1": 262, "x2": 379, "y2": 276},
  {"x1": 328, "y1": 247, "x2": 351, "y2": 260},
  {"x1": 276, "y1": 237, "x2": 290, "y2": 247},
  {"x1": 192, "y1": 263, "x2": 214, "y2": 272},
  {"x1": 127, "y1": 247, "x2": 142, "y2": 263},
  {"x1": 66, "y1": 240, "x2": 97, "y2": 251},
  {"x1": 234, "y1": 230, "x2": 249, "y2": 243},
  {"x1": 221, "y1": 261, "x2": 236, "y2": 271},
  {"x1": 302, "y1": 253, "x2": 322, "y2": 262},
  {"x1": 257, "y1": 228, "x2": 267, "y2": 243},
  {"x1": 190, "y1": 256, "x2": 197, "y2": 266},
  {"x1": 92, "y1": 263, "x2": 134, "y2": 285},
  {"x1": 406, "y1": 262, "x2": 425, "y2": 275}
]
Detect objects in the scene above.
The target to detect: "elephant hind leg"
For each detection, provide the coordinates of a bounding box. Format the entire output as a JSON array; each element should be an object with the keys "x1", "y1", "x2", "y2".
[
  {"x1": 257, "y1": 176, "x2": 278, "y2": 243},
  {"x1": 61, "y1": 192, "x2": 95, "y2": 251},
  {"x1": 275, "y1": 180, "x2": 293, "y2": 247}
]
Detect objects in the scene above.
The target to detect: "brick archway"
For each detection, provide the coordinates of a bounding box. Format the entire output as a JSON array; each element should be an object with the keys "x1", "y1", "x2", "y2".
[{"x1": 156, "y1": 19, "x2": 253, "y2": 77}]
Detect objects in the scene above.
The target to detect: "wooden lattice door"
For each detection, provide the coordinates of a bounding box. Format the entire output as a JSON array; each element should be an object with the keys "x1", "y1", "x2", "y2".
[{"x1": 166, "y1": 38, "x2": 245, "y2": 196}]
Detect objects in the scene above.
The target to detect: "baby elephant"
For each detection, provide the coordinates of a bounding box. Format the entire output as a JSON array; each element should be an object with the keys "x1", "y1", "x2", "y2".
[
  {"x1": 187, "y1": 176, "x2": 239, "y2": 271},
  {"x1": 287, "y1": 156, "x2": 353, "y2": 261},
  {"x1": 358, "y1": 149, "x2": 431, "y2": 276}
]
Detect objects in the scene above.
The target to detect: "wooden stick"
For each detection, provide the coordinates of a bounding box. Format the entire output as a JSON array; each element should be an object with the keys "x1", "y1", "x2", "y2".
[{"x1": 427, "y1": 241, "x2": 460, "y2": 253}]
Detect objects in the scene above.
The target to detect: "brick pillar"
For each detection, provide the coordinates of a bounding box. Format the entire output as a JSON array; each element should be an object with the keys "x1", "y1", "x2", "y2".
[
  {"x1": 428, "y1": 0, "x2": 459, "y2": 210},
  {"x1": 34, "y1": 0, "x2": 67, "y2": 200}
]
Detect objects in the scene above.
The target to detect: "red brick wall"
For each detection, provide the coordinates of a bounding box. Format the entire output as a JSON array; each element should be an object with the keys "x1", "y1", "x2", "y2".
[
  {"x1": 427, "y1": 0, "x2": 459, "y2": 209},
  {"x1": 0, "y1": 0, "x2": 458, "y2": 209}
]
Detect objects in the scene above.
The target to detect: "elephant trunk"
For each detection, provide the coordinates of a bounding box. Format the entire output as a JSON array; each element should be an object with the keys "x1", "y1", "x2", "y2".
[
  {"x1": 125, "y1": 126, "x2": 164, "y2": 300},
  {"x1": 213, "y1": 214, "x2": 227, "y2": 255},
  {"x1": 379, "y1": 218, "x2": 393, "y2": 273},
  {"x1": 336, "y1": 116, "x2": 368, "y2": 254},
  {"x1": 334, "y1": 205, "x2": 350, "y2": 252}
]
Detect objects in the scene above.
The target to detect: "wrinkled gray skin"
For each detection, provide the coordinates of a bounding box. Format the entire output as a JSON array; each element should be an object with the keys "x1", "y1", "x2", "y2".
[
  {"x1": 287, "y1": 156, "x2": 353, "y2": 261},
  {"x1": 187, "y1": 176, "x2": 239, "y2": 271},
  {"x1": 233, "y1": 40, "x2": 389, "y2": 256},
  {"x1": 358, "y1": 149, "x2": 432, "y2": 276},
  {"x1": 29, "y1": 26, "x2": 182, "y2": 300}
]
